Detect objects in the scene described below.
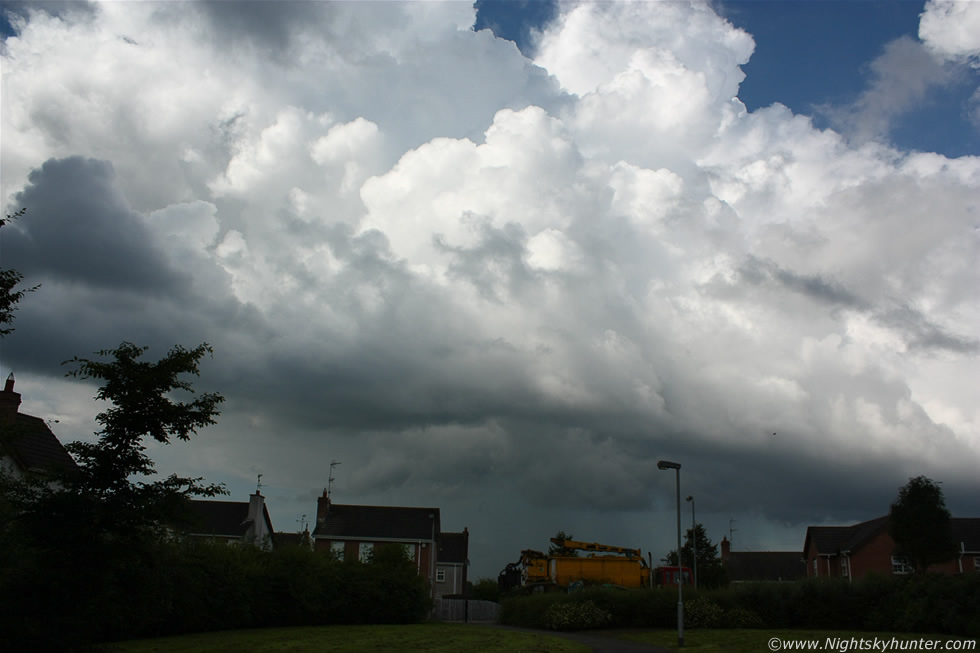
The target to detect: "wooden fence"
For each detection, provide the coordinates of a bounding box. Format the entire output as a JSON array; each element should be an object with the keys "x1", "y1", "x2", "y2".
[{"x1": 432, "y1": 598, "x2": 500, "y2": 623}]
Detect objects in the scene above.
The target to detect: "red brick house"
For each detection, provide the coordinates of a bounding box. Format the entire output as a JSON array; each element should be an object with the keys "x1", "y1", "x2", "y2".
[
  {"x1": 721, "y1": 536, "x2": 807, "y2": 582},
  {"x1": 312, "y1": 491, "x2": 441, "y2": 595},
  {"x1": 803, "y1": 516, "x2": 980, "y2": 580},
  {"x1": 0, "y1": 374, "x2": 78, "y2": 478}
]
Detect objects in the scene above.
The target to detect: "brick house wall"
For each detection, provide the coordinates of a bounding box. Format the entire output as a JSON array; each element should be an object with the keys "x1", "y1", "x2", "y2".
[
  {"x1": 315, "y1": 537, "x2": 435, "y2": 579},
  {"x1": 848, "y1": 530, "x2": 902, "y2": 578},
  {"x1": 805, "y1": 518, "x2": 980, "y2": 580},
  {"x1": 805, "y1": 540, "x2": 840, "y2": 578}
]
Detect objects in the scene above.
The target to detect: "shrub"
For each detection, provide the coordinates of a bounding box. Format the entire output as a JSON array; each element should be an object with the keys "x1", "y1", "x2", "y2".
[
  {"x1": 501, "y1": 587, "x2": 683, "y2": 630},
  {"x1": 544, "y1": 600, "x2": 613, "y2": 631},
  {"x1": 724, "y1": 606, "x2": 765, "y2": 629},
  {"x1": 685, "y1": 596, "x2": 723, "y2": 628},
  {"x1": 501, "y1": 591, "x2": 564, "y2": 628}
]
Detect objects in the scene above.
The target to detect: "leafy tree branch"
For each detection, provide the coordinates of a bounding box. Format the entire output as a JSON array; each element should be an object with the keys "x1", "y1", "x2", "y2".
[{"x1": 0, "y1": 208, "x2": 40, "y2": 338}]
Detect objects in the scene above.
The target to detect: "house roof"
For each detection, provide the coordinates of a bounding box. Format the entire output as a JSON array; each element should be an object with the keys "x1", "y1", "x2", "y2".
[
  {"x1": 726, "y1": 551, "x2": 807, "y2": 582},
  {"x1": 438, "y1": 530, "x2": 469, "y2": 564},
  {"x1": 803, "y1": 515, "x2": 980, "y2": 557},
  {"x1": 951, "y1": 518, "x2": 980, "y2": 552},
  {"x1": 1, "y1": 413, "x2": 78, "y2": 473},
  {"x1": 186, "y1": 499, "x2": 273, "y2": 538},
  {"x1": 803, "y1": 516, "x2": 889, "y2": 556},
  {"x1": 313, "y1": 503, "x2": 440, "y2": 541}
]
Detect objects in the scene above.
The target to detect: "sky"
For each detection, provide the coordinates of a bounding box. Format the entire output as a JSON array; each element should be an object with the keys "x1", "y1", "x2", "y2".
[{"x1": 1, "y1": 0, "x2": 978, "y2": 581}]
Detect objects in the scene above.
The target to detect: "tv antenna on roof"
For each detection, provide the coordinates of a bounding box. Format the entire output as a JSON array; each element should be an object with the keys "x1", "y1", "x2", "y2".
[
  {"x1": 729, "y1": 517, "x2": 737, "y2": 549},
  {"x1": 256, "y1": 473, "x2": 263, "y2": 494},
  {"x1": 328, "y1": 460, "x2": 341, "y2": 498},
  {"x1": 297, "y1": 514, "x2": 308, "y2": 532}
]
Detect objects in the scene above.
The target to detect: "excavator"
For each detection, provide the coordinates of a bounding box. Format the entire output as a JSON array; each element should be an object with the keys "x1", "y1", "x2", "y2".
[{"x1": 499, "y1": 536, "x2": 691, "y2": 592}]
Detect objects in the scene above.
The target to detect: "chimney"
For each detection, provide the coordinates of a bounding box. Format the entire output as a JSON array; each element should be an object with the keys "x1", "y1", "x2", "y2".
[
  {"x1": 246, "y1": 491, "x2": 267, "y2": 543},
  {"x1": 316, "y1": 488, "x2": 330, "y2": 526},
  {"x1": 0, "y1": 373, "x2": 22, "y2": 427},
  {"x1": 721, "y1": 536, "x2": 730, "y2": 561},
  {"x1": 247, "y1": 491, "x2": 265, "y2": 522}
]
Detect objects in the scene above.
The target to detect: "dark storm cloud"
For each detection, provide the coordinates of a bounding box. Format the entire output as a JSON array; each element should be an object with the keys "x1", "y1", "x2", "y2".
[
  {"x1": 3, "y1": 272, "x2": 265, "y2": 377},
  {"x1": 736, "y1": 256, "x2": 867, "y2": 309},
  {"x1": 0, "y1": 158, "x2": 269, "y2": 379},
  {"x1": 192, "y1": 0, "x2": 329, "y2": 60},
  {"x1": 6, "y1": 157, "x2": 182, "y2": 293},
  {"x1": 876, "y1": 305, "x2": 980, "y2": 354},
  {"x1": 438, "y1": 215, "x2": 533, "y2": 302},
  {"x1": 217, "y1": 243, "x2": 545, "y2": 432}
]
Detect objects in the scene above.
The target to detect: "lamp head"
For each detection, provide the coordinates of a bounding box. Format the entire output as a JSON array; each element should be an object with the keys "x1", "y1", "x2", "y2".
[{"x1": 657, "y1": 460, "x2": 681, "y2": 470}]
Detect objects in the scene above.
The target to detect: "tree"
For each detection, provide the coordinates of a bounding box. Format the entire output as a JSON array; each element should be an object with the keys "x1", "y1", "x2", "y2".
[
  {"x1": 470, "y1": 577, "x2": 502, "y2": 602},
  {"x1": 0, "y1": 341, "x2": 227, "y2": 649},
  {"x1": 5, "y1": 342, "x2": 227, "y2": 541},
  {"x1": 0, "y1": 208, "x2": 40, "y2": 337},
  {"x1": 548, "y1": 530, "x2": 580, "y2": 557},
  {"x1": 61, "y1": 342, "x2": 227, "y2": 534},
  {"x1": 888, "y1": 475, "x2": 956, "y2": 574},
  {"x1": 662, "y1": 523, "x2": 728, "y2": 588}
]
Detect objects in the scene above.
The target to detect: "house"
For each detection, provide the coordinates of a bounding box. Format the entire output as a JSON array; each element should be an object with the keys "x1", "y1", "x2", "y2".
[
  {"x1": 721, "y1": 536, "x2": 807, "y2": 582},
  {"x1": 803, "y1": 515, "x2": 980, "y2": 580},
  {"x1": 0, "y1": 373, "x2": 78, "y2": 479},
  {"x1": 185, "y1": 491, "x2": 275, "y2": 549},
  {"x1": 312, "y1": 490, "x2": 440, "y2": 595},
  {"x1": 275, "y1": 528, "x2": 314, "y2": 550},
  {"x1": 436, "y1": 528, "x2": 469, "y2": 598}
]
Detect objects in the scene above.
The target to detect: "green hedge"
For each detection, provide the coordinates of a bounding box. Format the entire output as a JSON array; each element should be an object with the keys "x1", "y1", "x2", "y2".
[
  {"x1": 0, "y1": 537, "x2": 431, "y2": 651},
  {"x1": 500, "y1": 574, "x2": 980, "y2": 635},
  {"x1": 502, "y1": 586, "x2": 681, "y2": 630}
]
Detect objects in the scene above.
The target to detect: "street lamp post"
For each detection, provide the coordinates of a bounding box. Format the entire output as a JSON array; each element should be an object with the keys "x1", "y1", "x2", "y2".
[
  {"x1": 658, "y1": 460, "x2": 684, "y2": 648},
  {"x1": 686, "y1": 495, "x2": 697, "y2": 590},
  {"x1": 429, "y1": 513, "x2": 436, "y2": 601}
]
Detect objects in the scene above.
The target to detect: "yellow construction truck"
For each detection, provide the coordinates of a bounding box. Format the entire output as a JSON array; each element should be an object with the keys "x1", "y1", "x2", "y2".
[{"x1": 499, "y1": 537, "x2": 691, "y2": 592}]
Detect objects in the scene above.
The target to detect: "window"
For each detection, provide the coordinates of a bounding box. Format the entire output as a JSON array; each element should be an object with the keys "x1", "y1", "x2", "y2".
[
  {"x1": 402, "y1": 543, "x2": 416, "y2": 561},
  {"x1": 892, "y1": 556, "x2": 912, "y2": 575},
  {"x1": 812, "y1": 558, "x2": 818, "y2": 576},
  {"x1": 841, "y1": 557, "x2": 849, "y2": 576},
  {"x1": 436, "y1": 569, "x2": 446, "y2": 583},
  {"x1": 359, "y1": 542, "x2": 374, "y2": 562},
  {"x1": 330, "y1": 541, "x2": 345, "y2": 560},
  {"x1": 973, "y1": 557, "x2": 979, "y2": 572}
]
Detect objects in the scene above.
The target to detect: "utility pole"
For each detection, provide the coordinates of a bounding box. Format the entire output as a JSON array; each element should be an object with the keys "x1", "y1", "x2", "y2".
[
  {"x1": 658, "y1": 460, "x2": 684, "y2": 648},
  {"x1": 686, "y1": 496, "x2": 697, "y2": 589}
]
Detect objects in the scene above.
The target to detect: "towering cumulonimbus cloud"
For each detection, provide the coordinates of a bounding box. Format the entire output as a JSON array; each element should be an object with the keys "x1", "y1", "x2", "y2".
[{"x1": 1, "y1": 0, "x2": 977, "y2": 574}]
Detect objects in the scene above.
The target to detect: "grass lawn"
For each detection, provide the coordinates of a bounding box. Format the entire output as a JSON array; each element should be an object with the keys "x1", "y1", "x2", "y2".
[
  {"x1": 109, "y1": 622, "x2": 590, "y2": 653},
  {"x1": 618, "y1": 629, "x2": 974, "y2": 652}
]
